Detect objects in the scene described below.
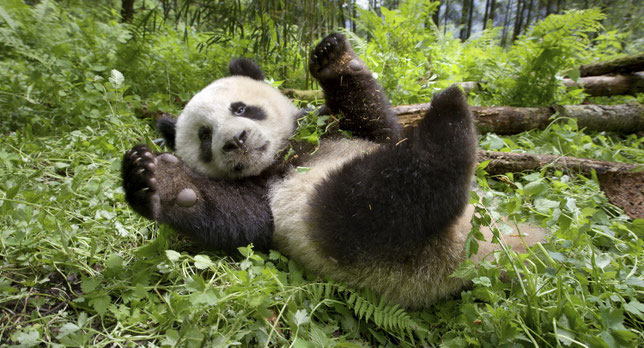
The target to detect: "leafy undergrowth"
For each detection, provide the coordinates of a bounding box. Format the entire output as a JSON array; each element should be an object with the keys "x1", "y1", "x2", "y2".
[
  {"x1": 2, "y1": 90, "x2": 643, "y2": 347},
  {"x1": 1, "y1": 1, "x2": 643, "y2": 347}
]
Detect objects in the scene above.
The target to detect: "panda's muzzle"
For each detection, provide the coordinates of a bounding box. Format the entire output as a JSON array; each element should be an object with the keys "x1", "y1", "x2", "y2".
[{"x1": 222, "y1": 130, "x2": 248, "y2": 153}]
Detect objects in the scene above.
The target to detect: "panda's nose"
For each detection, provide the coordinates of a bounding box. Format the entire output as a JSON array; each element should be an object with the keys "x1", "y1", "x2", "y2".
[{"x1": 222, "y1": 130, "x2": 248, "y2": 152}]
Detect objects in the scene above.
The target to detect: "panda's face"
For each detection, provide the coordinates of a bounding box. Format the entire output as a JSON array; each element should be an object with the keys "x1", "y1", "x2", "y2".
[{"x1": 175, "y1": 76, "x2": 298, "y2": 179}]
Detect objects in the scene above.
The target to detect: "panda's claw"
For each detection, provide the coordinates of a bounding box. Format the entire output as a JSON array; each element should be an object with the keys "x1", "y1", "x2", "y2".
[
  {"x1": 122, "y1": 144, "x2": 164, "y2": 220},
  {"x1": 309, "y1": 33, "x2": 364, "y2": 81}
]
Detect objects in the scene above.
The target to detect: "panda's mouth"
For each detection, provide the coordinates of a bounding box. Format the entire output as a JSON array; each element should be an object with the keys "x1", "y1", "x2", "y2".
[
  {"x1": 257, "y1": 141, "x2": 269, "y2": 152},
  {"x1": 223, "y1": 141, "x2": 271, "y2": 177}
]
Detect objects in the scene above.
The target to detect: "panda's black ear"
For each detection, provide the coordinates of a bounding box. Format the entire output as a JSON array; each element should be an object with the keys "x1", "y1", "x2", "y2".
[
  {"x1": 229, "y1": 58, "x2": 264, "y2": 81},
  {"x1": 156, "y1": 116, "x2": 176, "y2": 150}
]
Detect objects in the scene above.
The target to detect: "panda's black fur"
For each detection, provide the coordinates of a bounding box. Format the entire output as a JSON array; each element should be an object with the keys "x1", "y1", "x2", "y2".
[{"x1": 122, "y1": 33, "x2": 543, "y2": 308}]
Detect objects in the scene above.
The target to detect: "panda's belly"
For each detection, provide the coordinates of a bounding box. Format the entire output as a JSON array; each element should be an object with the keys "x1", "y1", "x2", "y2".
[
  {"x1": 268, "y1": 138, "x2": 378, "y2": 263},
  {"x1": 267, "y1": 138, "x2": 472, "y2": 308}
]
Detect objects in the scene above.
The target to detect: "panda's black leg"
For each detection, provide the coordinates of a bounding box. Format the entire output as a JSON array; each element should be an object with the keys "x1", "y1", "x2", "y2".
[
  {"x1": 121, "y1": 145, "x2": 273, "y2": 252},
  {"x1": 309, "y1": 33, "x2": 402, "y2": 143},
  {"x1": 309, "y1": 86, "x2": 477, "y2": 264}
]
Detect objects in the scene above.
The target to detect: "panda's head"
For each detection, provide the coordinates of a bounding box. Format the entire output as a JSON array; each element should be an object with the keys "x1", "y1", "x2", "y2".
[{"x1": 157, "y1": 58, "x2": 300, "y2": 179}]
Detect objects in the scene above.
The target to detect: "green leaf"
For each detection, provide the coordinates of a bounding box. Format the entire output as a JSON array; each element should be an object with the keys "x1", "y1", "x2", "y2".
[
  {"x1": 165, "y1": 250, "x2": 181, "y2": 262},
  {"x1": 524, "y1": 180, "x2": 546, "y2": 196},
  {"x1": 193, "y1": 254, "x2": 214, "y2": 269},
  {"x1": 57, "y1": 323, "x2": 80, "y2": 339},
  {"x1": 472, "y1": 276, "x2": 492, "y2": 287},
  {"x1": 623, "y1": 300, "x2": 644, "y2": 318},
  {"x1": 625, "y1": 277, "x2": 644, "y2": 288},
  {"x1": 568, "y1": 68, "x2": 580, "y2": 83},
  {"x1": 81, "y1": 277, "x2": 100, "y2": 293},
  {"x1": 600, "y1": 308, "x2": 625, "y2": 331},
  {"x1": 556, "y1": 326, "x2": 575, "y2": 346},
  {"x1": 14, "y1": 330, "x2": 40, "y2": 347},
  {"x1": 105, "y1": 254, "x2": 123, "y2": 272},
  {"x1": 90, "y1": 294, "x2": 111, "y2": 316},
  {"x1": 109, "y1": 69, "x2": 124, "y2": 89},
  {"x1": 294, "y1": 309, "x2": 310, "y2": 326},
  {"x1": 534, "y1": 198, "x2": 560, "y2": 213}
]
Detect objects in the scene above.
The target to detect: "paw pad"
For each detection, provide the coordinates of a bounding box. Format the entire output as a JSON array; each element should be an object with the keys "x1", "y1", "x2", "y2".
[
  {"x1": 177, "y1": 188, "x2": 197, "y2": 207},
  {"x1": 349, "y1": 59, "x2": 362, "y2": 71},
  {"x1": 159, "y1": 153, "x2": 178, "y2": 164}
]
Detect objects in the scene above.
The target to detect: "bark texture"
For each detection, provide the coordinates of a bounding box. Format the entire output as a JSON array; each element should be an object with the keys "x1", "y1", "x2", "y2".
[
  {"x1": 578, "y1": 53, "x2": 644, "y2": 77},
  {"x1": 563, "y1": 72, "x2": 644, "y2": 96},
  {"x1": 395, "y1": 103, "x2": 644, "y2": 134}
]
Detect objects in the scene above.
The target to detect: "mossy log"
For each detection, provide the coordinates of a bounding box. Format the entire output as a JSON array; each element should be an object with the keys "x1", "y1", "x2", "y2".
[
  {"x1": 578, "y1": 52, "x2": 644, "y2": 77},
  {"x1": 395, "y1": 103, "x2": 644, "y2": 134},
  {"x1": 563, "y1": 72, "x2": 644, "y2": 96}
]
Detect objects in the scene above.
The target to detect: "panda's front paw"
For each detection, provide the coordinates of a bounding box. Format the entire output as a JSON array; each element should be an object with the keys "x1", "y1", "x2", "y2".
[
  {"x1": 122, "y1": 144, "x2": 161, "y2": 220},
  {"x1": 309, "y1": 33, "x2": 367, "y2": 80}
]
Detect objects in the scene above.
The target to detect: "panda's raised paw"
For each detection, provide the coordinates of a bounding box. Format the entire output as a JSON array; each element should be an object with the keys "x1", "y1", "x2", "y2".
[
  {"x1": 122, "y1": 144, "x2": 162, "y2": 220},
  {"x1": 309, "y1": 33, "x2": 366, "y2": 80}
]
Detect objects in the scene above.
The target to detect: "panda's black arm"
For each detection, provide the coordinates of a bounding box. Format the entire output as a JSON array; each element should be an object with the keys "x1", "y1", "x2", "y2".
[
  {"x1": 310, "y1": 33, "x2": 402, "y2": 143},
  {"x1": 122, "y1": 145, "x2": 273, "y2": 252}
]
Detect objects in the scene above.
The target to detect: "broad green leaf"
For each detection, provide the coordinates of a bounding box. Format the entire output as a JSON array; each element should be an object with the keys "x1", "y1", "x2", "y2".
[{"x1": 193, "y1": 254, "x2": 214, "y2": 269}]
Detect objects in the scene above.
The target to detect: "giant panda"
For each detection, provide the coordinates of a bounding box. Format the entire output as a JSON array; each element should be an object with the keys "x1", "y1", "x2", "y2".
[{"x1": 122, "y1": 33, "x2": 544, "y2": 308}]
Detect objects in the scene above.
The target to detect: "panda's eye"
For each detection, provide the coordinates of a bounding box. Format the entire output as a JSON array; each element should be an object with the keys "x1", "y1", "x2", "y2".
[{"x1": 231, "y1": 102, "x2": 246, "y2": 116}]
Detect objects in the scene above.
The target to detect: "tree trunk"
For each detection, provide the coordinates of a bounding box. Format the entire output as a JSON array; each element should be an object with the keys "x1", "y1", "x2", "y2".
[
  {"x1": 121, "y1": 0, "x2": 135, "y2": 22},
  {"x1": 466, "y1": 0, "x2": 474, "y2": 39},
  {"x1": 432, "y1": 1, "x2": 441, "y2": 27},
  {"x1": 479, "y1": 150, "x2": 644, "y2": 218},
  {"x1": 489, "y1": 0, "x2": 496, "y2": 24},
  {"x1": 483, "y1": 0, "x2": 491, "y2": 29},
  {"x1": 443, "y1": 0, "x2": 451, "y2": 35},
  {"x1": 501, "y1": 0, "x2": 514, "y2": 46},
  {"x1": 524, "y1": 0, "x2": 535, "y2": 29},
  {"x1": 395, "y1": 103, "x2": 644, "y2": 134},
  {"x1": 563, "y1": 72, "x2": 644, "y2": 97},
  {"x1": 459, "y1": 0, "x2": 470, "y2": 40},
  {"x1": 578, "y1": 52, "x2": 644, "y2": 77},
  {"x1": 351, "y1": 0, "x2": 357, "y2": 32},
  {"x1": 512, "y1": 0, "x2": 525, "y2": 42},
  {"x1": 545, "y1": 0, "x2": 553, "y2": 16}
]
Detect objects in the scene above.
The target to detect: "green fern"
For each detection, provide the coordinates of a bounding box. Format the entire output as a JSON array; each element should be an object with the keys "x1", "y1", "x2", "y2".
[
  {"x1": 481, "y1": 9, "x2": 606, "y2": 107},
  {"x1": 299, "y1": 282, "x2": 425, "y2": 344}
]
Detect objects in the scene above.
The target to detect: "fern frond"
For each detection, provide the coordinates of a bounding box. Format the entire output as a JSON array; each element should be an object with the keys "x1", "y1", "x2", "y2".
[
  {"x1": 296, "y1": 282, "x2": 425, "y2": 344},
  {"x1": 0, "y1": 4, "x2": 17, "y2": 30}
]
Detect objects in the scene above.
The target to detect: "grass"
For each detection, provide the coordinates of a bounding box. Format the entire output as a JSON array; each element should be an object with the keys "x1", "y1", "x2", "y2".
[
  {"x1": 1, "y1": 85, "x2": 643, "y2": 347},
  {"x1": 1, "y1": 2, "x2": 642, "y2": 346}
]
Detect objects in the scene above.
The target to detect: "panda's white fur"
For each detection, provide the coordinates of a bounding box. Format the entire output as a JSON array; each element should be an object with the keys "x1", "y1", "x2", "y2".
[{"x1": 175, "y1": 76, "x2": 299, "y2": 179}]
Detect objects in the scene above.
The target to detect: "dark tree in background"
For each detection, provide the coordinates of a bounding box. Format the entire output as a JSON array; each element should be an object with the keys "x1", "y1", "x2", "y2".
[{"x1": 121, "y1": 0, "x2": 135, "y2": 22}]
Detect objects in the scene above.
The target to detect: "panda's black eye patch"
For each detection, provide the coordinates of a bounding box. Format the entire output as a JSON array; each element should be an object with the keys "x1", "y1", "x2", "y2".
[
  {"x1": 198, "y1": 126, "x2": 213, "y2": 162},
  {"x1": 230, "y1": 102, "x2": 266, "y2": 120},
  {"x1": 198, "y1": 126, "x2": 211, "y2": 141}
]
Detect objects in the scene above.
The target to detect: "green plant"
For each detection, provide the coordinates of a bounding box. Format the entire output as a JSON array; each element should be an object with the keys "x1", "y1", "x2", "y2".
[{"x1": 481, "y1": 9, "x2": 606, "y2": 107}]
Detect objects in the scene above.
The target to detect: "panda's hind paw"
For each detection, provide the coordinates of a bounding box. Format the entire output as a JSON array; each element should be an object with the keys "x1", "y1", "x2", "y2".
[
  {"x1": 122, "y1": 144, "x2": 161, "y2": 220},
  {"x1": 310, "y1": 33, "x2": 366, "y2": 80}
]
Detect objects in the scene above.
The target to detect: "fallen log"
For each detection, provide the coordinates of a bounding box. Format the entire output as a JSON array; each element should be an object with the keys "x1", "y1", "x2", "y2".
[
  {"x1": 563, "y1": 72, "x2": 644, "y2": 96},
  {"x1": 479, "y1": 150, "x2": 644, "y2": 219},
  {"x1": 578, "y1": 52, "x2": 644, "y2": 77},
  {"x1": 281, "y1": 88, "x2": 323, "y2": 101},
  {"x1": 281, "y1": 81, "x2": 481, "y2": 101},
  {"x1": 395, "y1": 103, "x2": 644, "y2": 134}
]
